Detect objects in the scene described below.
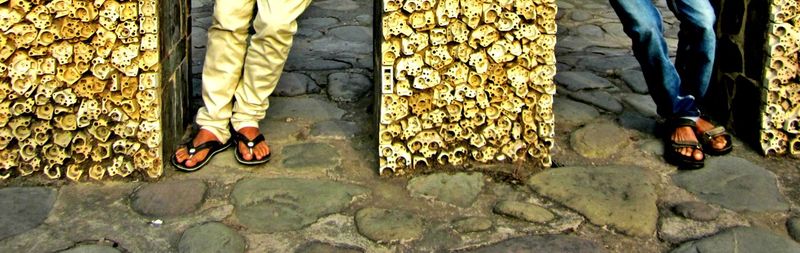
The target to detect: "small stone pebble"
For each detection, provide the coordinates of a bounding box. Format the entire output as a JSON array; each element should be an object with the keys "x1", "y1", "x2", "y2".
[
  {"x1": 493, "y1": 200, "x2": 555, "y2": 223},
  {"x1": 787, "y1": 217, "x2": 800, "y2": 242},
  {"x1": 453, "y1": 217, "x2": 493, "y2": 233},
  {"x1": 673, "y1": 201, "x2": 720, "y2": 222}
]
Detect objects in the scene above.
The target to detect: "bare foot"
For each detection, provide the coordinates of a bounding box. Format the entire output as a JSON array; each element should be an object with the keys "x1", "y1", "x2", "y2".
[
  {"x1": 672, "y1": 126, "x2": 704, "y2": 161},
  {"x1": 175, "y1": 129, "x2": 219, "y2": 168},
  {"x1": 237, "y1": 127, "x2": 270, "y2": 161},
  {"x1": 696, "y1": 118, "x2": 728, "y2": 151}
]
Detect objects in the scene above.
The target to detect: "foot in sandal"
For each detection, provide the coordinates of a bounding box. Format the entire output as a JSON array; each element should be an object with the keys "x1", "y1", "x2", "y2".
[
  {"x1": 233, "y1": 127, "x2": 271, "y2": 165},
  {"x1": 696, "y1": 117, "x2": 733, "y2": 156},
  {"x1": 665, "y1": 119, "x2": 705, "y2": 170},
  {"x1": 172, "y1": 129, "x2": 232, "y2": 171}
]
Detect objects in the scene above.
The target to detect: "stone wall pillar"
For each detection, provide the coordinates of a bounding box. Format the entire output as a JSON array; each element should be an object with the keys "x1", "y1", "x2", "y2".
[
  {"x1": 375, "y1": 0, "x2": 558, "y2": 174},
  {"x1": 707, "y1": 0, "x2": 800, "y2": 155},
  {"x1": 0, "y1": 0, "x2": 191, "y2": 180}
]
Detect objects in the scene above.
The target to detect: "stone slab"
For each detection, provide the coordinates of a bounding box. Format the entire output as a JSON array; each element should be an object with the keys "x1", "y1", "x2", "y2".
[
  {"x1": 452, "y1": 217, "x2": 493, "y2": 233},
  {"x1": 554, "y1": 97, "x2": 600, "y2": 128},
  {"x1": 274, "y1": 72, "x2": 321, "y2": 97},
  {"x1": 570, "y1": 122, "x2": 631, "y2": 158},
  {"x1": 355, "y1": 208, "x2": 424, "y2": 243},
  {"x1": 406, "y1": 172, "x2": 485, "y2": 208},
  {"x1": 569, "y1": 90, "x2": 624, "y2": 113},
  {"x1": 266, "y1": 96, "x2": 347, "y2": 122},
  {"x1": 621, "y1": 93, "x2": 658, "y2": 118},
  {"x1": 281, "y1": 143, "x2": 341, "y2": 169},
  {"x1": 0, "y1": 187, "x2": 57, "y2": 241},
  {"x1": 178, "y1": 222, "x2": 246, "y2": 253},
  {"x1": 493, "y1": 201, "x2": 555, "y2": 223},
  {"x1": 555, "y1": 71, "x2": 615, "y2": 91},
  {"x1": 309, "y1": 120, "x2": 362, "y2": 139},
  {"x1": 528, "y1": 166, "x2": 658, "y2": 237},
  {"x1": 789, "y1": 217, "x2": 800, "y2": 242},
  {"x1": 328, "y1": 72, "x2": 372, "y2": 102},
  {"x1": 131, "y1": 180, "x2": 207, "y2": 217},
  {"x1": 580, "y1": 55, "x2": 640, "y2": 73},
  {"x1": 621, "y1": 71, "x2": 649, "y2": 94},
  {"x1": 672, "y1": 157, "x2": 789, "y2": 212},
  {"x1": 463, "y1": 235, "x2": 607, "y2": 253},
  {"x1": 671, "y1": 227, "x2": 800, "y2": 253},
  {"x1": 295, "y1": 242, "x2": 364, "y2": 253},
  {"x1": 673, "y1": 201, "x2": 719, "y2": 222},
  {"x1": 60, "y1": 245, "x2": 121, "y2": 253},
  {"x1": 658, "y1": 214, "x2": 748, "y2": 244},
  {"x1": 231, "y1": 178, "x2": 367, "y2": 233}
]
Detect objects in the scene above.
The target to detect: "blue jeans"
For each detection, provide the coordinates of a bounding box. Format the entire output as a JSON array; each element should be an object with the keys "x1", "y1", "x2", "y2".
[{"x1": 610, "y1": 0, "x2": 716, "y2": 119}]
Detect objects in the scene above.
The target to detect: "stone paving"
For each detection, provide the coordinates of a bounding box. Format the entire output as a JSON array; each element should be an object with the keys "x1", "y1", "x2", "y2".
[{"x1": 2, "y1": 0, "x2": 800, "y2": 252}]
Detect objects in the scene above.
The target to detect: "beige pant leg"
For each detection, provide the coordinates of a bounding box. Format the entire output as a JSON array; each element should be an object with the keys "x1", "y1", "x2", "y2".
[
  {"x1": 229, "y1": 0, "x2": 312, "y2": 131},
  {"x1": 195, "y1": 0, "x2": 255, "y2": 142}
]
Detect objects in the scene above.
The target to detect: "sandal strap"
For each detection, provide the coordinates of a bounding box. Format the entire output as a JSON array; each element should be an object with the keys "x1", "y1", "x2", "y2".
[
  {"x1": 672, "y1": 140, "x2": 701, "y2": 149},
  {"x1": 233, "y1": 132, "x2": 267, "y2": 151},
  {"x1": 182, "y1": 140, "x2": 224, "y2": 155},
  {"x1": 702, "y1": 126, "x2": 728, "y2": 140}
]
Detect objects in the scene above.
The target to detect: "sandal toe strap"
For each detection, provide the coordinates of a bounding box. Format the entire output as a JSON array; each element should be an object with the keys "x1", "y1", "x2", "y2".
[
  {"x1": 672, "y1": 140, "x2": 701, "y2": 149},
  {"x1": 234, "y1": 132, "x2": 266, "y2": 155},
  {"x1": 183, "y1": 141, "x2": 223, "y2": 156},
  {"x1": 703, "y1": 126, "x2": 728, "y2": 140}
]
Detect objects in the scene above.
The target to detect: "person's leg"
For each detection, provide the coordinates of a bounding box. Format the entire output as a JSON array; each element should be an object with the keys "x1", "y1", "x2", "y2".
[
  {"x1": 231, "y1": 0, "x2": 312, "y2": 161},
  {"x1": 610, "y1": 0, "x2": 700, "y2": 118},
  {"x1": 610, "y1": 0, "x2": 703, "y2": 163},
  {"x1": 668, "y1": 0, "x2": 728, "y2": 152},
  {"x1": 669, "y1": 0, "x2": 716, "y2": 100},
  {"x1": 175, "y1": 0, "x2": 254, "y2": 168}
]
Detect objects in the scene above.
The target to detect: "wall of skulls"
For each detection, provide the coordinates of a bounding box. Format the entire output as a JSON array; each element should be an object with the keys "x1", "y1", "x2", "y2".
[
  {"x1": 707, "y1": 0, "x2": 800, "y2": 156},
  {"x1": 0, "y1": 0, "x2": 191, "y2": 180},
  {"x1": 759, "y1": 0, "x2": 800, "y2": 155},
  {"x1": 377, "y1": 0, "x2": 557, "y2": 175}
]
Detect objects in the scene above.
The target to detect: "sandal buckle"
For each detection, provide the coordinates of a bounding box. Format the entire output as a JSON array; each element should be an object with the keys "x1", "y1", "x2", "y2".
[{"x1": 247, "y1": 142, "x2": 255, "y2": 148}]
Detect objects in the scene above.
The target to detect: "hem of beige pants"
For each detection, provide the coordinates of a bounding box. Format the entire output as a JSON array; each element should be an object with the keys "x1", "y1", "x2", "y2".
[
  {"x1": 200, "y1": 125, "x2": 231, "y2": 143},
  {"x1": 232, "y1": 121, "x2": 260, "y2": 133}
]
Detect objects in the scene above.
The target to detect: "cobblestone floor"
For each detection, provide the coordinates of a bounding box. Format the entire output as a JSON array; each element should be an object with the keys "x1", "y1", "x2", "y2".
[{"x1": 2, "y1": 0, "x2": 800, "y2": 252}]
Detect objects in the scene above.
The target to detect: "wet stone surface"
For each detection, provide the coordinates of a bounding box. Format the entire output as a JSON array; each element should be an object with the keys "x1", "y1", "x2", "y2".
[
  {"x1": 671, "y1": 227, "x2": 800, "y2": 253},
  {"x1": 493, "y1": 200, "x2": 556, "y2": 223},
  {"x1": 294, "y1": 241, "x2": 365, "y2": 253},
  {"x1": 406, "y1": 172, "x2": 485, "y2": 208},
  {"x1": 60, "y1": 245, "x2": 122, "y2": 253},
  {"x1": 673, "y1": 201, "x2": 720, "y2": 222},
  {"x1": 452, "y1": 217, "x2": 494, "y2": 233},
  {"x1": 463, "y1": 235, "x2": 608, "y2": 253},
  {"x1": 789, "y1": 217, "x2": 800, "y2": 242},
  {"x1": 130, "y1": 180, "x2": 207, "y2": 217},
  {"x1": 528, "y1": 166, "x2": 658, "y2": 237},
  {"x1": 554, "y1": 97, "x2": 600, "y2": 128},
  {"x1": 570, "y1": 122, "x2": 631, "y2": 158},
  {"x1": 672, "y1": 157, "x2": 790, "y2": 212},
  {"x1": 282, "y1": 143, "x2": 342, "y2": 169},
  {"x1": 231, "y1": 178, "x2": 367, "y2": 233},
  {"x1": 355, "y1": 208, "x2": 424, "y2": 243},
  {"x1": 3, "y1": 0, "x2": 800, "y2": 252},
  {"x1": 178, "y1": 222, "x2": 246, "y2": 253},
  {"x1": 0, "y1": 187, "x2": 57, "y2": 241}
]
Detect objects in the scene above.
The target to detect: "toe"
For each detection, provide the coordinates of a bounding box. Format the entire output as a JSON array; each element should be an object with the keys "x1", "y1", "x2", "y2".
[
  {"x1": 185, "y1": 159, "x2": 197, "y2": 167},
  {"x1": 175, "y1": 149, "x2": 188, "y2": 162},
  {"x1": 714, "y1": 137, "x2": 727, "y2": 150},
  {"x1": 692, "y1": 149, "x2": 704, "y2": 161}
]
